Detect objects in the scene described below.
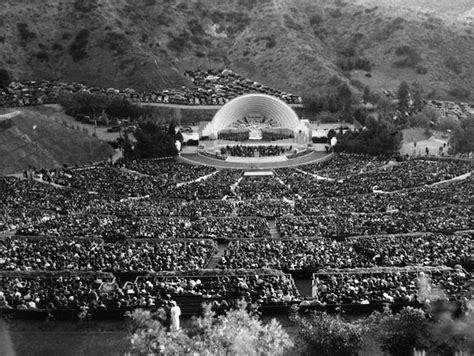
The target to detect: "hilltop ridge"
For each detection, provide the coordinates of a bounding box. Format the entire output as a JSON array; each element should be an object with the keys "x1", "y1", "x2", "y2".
[{"x1": 0, "y1": 0, "x2": 472, "y2": 100}]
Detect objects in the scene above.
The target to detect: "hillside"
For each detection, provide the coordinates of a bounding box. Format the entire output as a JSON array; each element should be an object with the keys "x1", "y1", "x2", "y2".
[
  {"x1": 0, "y1": 108, "x2": 113, "y2": 175},
  {"x1": 0, "y1": 0, "x2": 473, "y2": 100}
]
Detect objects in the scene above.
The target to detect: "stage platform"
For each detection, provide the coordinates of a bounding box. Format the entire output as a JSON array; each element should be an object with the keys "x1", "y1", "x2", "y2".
[{"x1": 178, "y1": 151, "x2": 333, "y2": 170}]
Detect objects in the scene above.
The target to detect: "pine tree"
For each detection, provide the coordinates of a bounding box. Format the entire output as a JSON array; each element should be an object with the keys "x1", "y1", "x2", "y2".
[{"x1": 397, "y1": 81, "x2": 410, "y2": 113}]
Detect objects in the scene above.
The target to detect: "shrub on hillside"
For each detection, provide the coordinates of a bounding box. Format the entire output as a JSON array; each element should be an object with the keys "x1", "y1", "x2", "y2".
[
  {"x1": 448, "y1": 86, "x2": 470, "y2": 100},
  {"x1": 309, "y1": 14, "x2": 323, "y2": 26},
  {"x1": 393, "y1": 46, "x2": 422, "y2": 68},
  {"x1": 34, "y1": 50, "x2": 49, "y2": 62},
  {"x1": 376, "y1": 17, "x2": 405, "y2": 41},
  {"x1": 445, "y1": 57, "x2": 463, "y2": 75},
  {"x1": 69, "y1": 29, "x2": 89, "y2": 62},
  {"x1": 101, "y1": 32, "x2": 129, "y2": 55},
  {"x1": 328, "y1": 8, "x2": 342, "y2": 18},
  {"x1": 73, "y1": 0, "x2": 98, "y2": 12},
  {"x1": 17, "y1": 23, "x2": 36, "y2": 46},
  {"x1": 416, "y1": 65, "x2": 428, "y2": 74},
  {"x1": 337, "y1": 57, "x2": 372, "y2": 71},
  {"x1": 283, "y1": 14, "x2": 304, "y2": 31}
]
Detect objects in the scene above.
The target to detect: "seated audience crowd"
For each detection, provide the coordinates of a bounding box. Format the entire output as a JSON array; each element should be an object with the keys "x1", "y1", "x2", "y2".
[
  {"x1": 0, "y1": 238, "x2": 216, "y2": 272},
  {"x1": 221, "y1": 145, "x2": 287, "y2": 157},
  {"x1": 218, "y1": 233, "x2": 472, "y2": 270},
  {"x1": 312, "y1": 267, "x2": 470, "y2": 305},
  {"x1": 0, "y1": 153, "x2": 471, "y2": 314}
]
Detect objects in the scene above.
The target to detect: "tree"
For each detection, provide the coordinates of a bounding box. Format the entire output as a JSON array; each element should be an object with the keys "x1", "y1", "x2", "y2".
[
  {"x1": 0, "y1": 68, "x2": 11, "y2": 88},
  {"x1": 337, "y1": 83, "x2": 353, "y2": 121},
  {"x1": 408, "y1": 112, "x2": 430, "y2": 128},
  {"x1": 364, "y1": 302, "x2": 474, "y2": 356},
  {"x1": 168, "y1": 120, "x2": 176, "y2": 137},
  {"x1": 449, "y1": 115, "x2": 474, "y2": 153},
  {"x1": 364, "y1": 307, "x2": 431, "y2": 356},
  {"x1": 129, "y1": 303, "x2": 294, "y2": 355},
  {"x1": 292, "y1": 311, "x2": 363, "y2": 356},
  {"x1": 397, "y1": 81, "x2": 410, "y2": 113},
  {"x1": 363, "y1": 86, "x2": 371, "y2": 104},
  {"x1": 411, "y1": 82, "x2": 425, "y2": 112},
  {"x1": 127, "y1": 121, "x2": 178, "y2": 159},
  {"x1": 335, "y1": 118, "x2": 402, "y2": 155}
]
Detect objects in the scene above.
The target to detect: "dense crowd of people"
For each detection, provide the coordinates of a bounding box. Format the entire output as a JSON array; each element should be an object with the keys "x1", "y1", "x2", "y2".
[
  {"x1": 1, "y1": 153, "x2": 472, "y2": 315},
  {"x1": 0, "y1": 270, "x2": 299, "y2": 311},
  {"x1": 295, "y1": 180, "x2": 472, "y2": 215},
  {"x1": 300, "y1": 154, "x2": 390, "y2": 178},
  {"x1": 119, "y1": 159, "x2": 216, "y2": 183},
  {"x1": 277, "y1": 206, "x2": 472, "y2": 238},
  {"x1": 0, "y1": 238, "x2": 216, "y2": 272},
  {"x1": 0, "y1": 273, "x2": 118, "y2": 310},
  {"x1": 0, "y1": 70, "x2": 301, "y2": 108},
  {"x1": 218, "y1": 233, "x2": 472, "y2": 270},
  {"x1": 16, "y1": 215, "x2": 271, "y2": 240},
  {"x1": 277, "y1": 159, "x2": 472, "y2": 198},
  {"x1": 221, "y1": 145, "x2": 287, "y2": 157},
  {"x1": 312, "y1": 266, "x2": 470, "y2": 305},
  {"x1": 235, "y1": 176, "x2": 292, "y2": 200},
  {"x1": 134, "y1": 271, "x2": 299, "y2": 304}
]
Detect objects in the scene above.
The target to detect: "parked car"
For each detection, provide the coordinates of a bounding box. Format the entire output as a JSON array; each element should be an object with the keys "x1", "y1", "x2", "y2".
[
  {"x1": 107, "y1": 126, "x2": 122, "y2": 132},
  {"x1": 124, "y1": 125, "x2": 137, "y2": 133},
  {"x1": 180, "y1": 126, "x2": 193, "y2": 133}
]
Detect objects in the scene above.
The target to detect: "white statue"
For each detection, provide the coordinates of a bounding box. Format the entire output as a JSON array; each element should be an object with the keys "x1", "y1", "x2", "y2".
[{"x1": 170, "y1": 301, "x2": 181, "y2": 331}]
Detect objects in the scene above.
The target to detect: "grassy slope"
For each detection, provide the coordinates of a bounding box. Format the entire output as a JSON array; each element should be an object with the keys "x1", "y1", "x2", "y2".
[
  {"x1": 0, "y1": 108, "x2": 113, "y2": 175},
  {"x1": 0, "y1": 0, "x2": 472, "y2": 98}
]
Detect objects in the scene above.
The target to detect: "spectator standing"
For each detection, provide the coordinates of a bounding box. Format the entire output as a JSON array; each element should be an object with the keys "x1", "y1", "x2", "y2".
[{"x1": 170, "y1": 301, "x2": 181, "y2": 331}]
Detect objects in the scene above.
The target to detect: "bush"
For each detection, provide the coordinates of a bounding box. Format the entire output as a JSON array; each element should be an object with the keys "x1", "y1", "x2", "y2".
[
  {"x1": 34, "y1": 51, "x2": 49, "y2": 62},
  {"x1": 74, "y1": 0, "x2": 98, "y2": 12},
  {"x1": 310, "y1": 14, "x2": 323, "y2": 26},
  {"x1": 292, "y1": 311, "x2": 363, "y2": 356},
  {"x1": 283, "y1": 14, "x2": 304, "y2": 31},
  {"x1": 130, "y1": 303, "x2": 293, "y2": 355},
  {"x1": 364, "y1": 307, "x2": 431, "y2": 356},
  {"x1": 445, "y1": 57, "x2": 462, "y2": 75},
  {"x1": 101, "y1": 32, "x2": 129, "y2": 55},
  {"x1": 69, "y1": 29, "x2": 90, "y2": 62},
  {"x1": 328, "y1": 8, "x2": 342, "y2": 18},
  {"x1": 337, "y1": 57, "x2": 372, "y2": 72},
  {"x1": 312, "y1": 136, "x2": 328, "y2": 143},
  {"x1": 17, "y1": 23, "x2": 36, "y2": 45},
  {"x1": 448, "y1": 86, "x2": 470, "y2": 100},
  {"x1": 393, "y1": 46, "x2": 422, "y2": 68},
  {"x1": 416, "y1": 65, "x2": 428, "y2": 74}
]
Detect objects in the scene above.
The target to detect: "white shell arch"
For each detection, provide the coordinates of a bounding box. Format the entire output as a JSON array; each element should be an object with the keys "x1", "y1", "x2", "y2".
[{"x1": 202, "y1": 94, "x2": 300, "y2": 138}]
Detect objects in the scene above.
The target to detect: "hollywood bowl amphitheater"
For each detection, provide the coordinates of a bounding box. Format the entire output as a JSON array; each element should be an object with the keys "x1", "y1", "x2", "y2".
[{"x1": 181, "y1": 93, "x2": 332, "y2": 169}]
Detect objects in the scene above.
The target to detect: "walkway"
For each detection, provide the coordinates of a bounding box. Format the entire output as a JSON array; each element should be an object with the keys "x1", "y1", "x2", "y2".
[
  {"x1": 206, "y1": 243, "x2": 229, "y2": 269},
  {"x1": 178, "y1": 151, "x2": 331, "y2": 169}
]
